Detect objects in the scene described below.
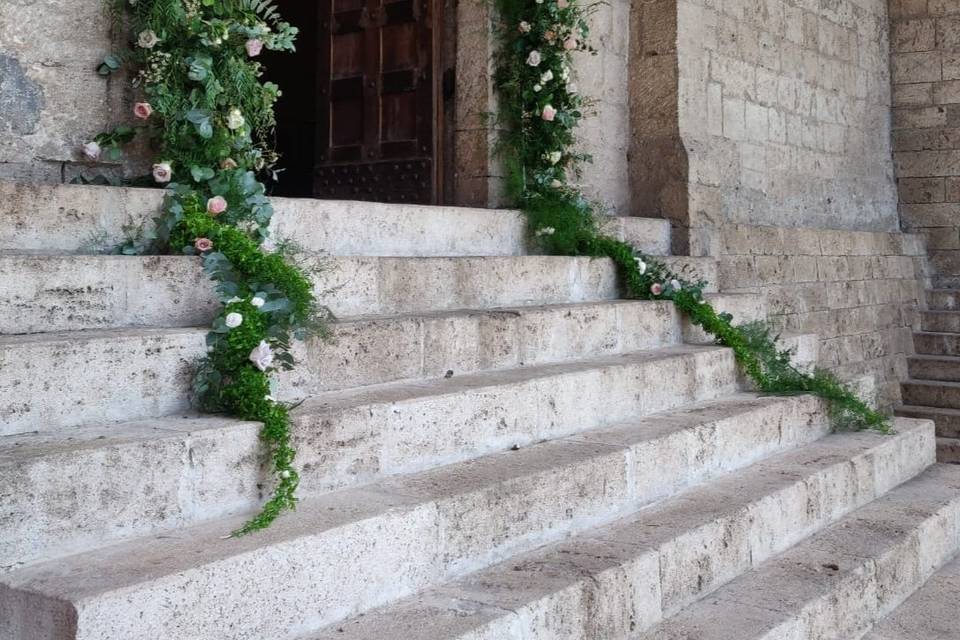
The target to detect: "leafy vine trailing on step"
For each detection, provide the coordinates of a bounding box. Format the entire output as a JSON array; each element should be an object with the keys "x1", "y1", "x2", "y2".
[
  {"x1": 88, "y1": 0, "x2": 330, "y2": 534},
  {"x1": 492, "y1": 0, "x2": 889, "y2": 432}
]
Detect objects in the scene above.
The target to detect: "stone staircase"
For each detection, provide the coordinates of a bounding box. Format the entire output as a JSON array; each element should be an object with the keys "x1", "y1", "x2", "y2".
[
  {"x1": 1, "y1": 182, "x2": 958, "y2": 639},
  {"x1": 898, "y1": 289, "x2": 960, "y2": 464}
]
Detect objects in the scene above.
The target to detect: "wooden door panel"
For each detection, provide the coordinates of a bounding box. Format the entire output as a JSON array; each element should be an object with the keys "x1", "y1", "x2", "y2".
[{"x1": 315, "y1": 0, "x2": 440, "y2": 203}]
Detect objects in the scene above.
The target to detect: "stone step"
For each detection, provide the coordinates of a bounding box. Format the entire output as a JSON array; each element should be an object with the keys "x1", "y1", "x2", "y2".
[
  {"x1": 0, "y1": 254, "x2": 718, "y2": 333},
  {"x1": 920, "y1": 310, "x2": 960, "y2": 333},
  {"x1": 639, "y1": 463, "x2": 960, "y2": 640},
  {"x1": 863, "y1": 553, "x2": 960, "y2": 639},
  {"x1": 937, "y1": 437, "x2": 960, "y2": 464},
  {"x1": 0, "y1": 181, "x2": 673, "y2": 257},
  {"x1": 906, "y1": 354, "x2": 960, "y2": 382},
  {"x1": 302, "y1": 419, "x2": 934, "y2": 640},
  {"x1": 901, "y1": 379, "x2": 960, "y2": 411},
  {"x1": 0, "y1": 415, "x2": 931, "y2": 639},
  {"x1": 0, "y1": 300, "x2": 684, "y2": 435},
  {"x1": 926, "y1": 289, "x2": 960, "y2": 311},
  {"x1": 914, "y1": 331, "x2": 960, "y2": 356},
  {"x1": 896, "y1": 404, "x2": 960, "y2": 439},
  {"x1": 1, "y1": 345, "x2": 739, "y2": 567}
]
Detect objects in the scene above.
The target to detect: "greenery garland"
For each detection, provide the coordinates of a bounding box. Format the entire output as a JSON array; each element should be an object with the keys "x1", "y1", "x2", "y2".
[
  {"x1": 492, "y1": 0, "x2": 890, "y2": 432},
  {"x1": 90, "y1": 0, "x2": 329, "y2": 534}
]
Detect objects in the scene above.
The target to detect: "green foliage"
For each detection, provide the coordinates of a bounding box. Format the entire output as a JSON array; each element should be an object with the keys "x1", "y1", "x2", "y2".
[
  {"x1": 493, "y1": 0, "x2": 890, "y2": 432},
  {"x1": 94, "y1": 0, "x2": 327, "y2": 533}
]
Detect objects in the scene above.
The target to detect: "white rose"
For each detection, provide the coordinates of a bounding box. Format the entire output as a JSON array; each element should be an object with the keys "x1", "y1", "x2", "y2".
[
  {"x1": 526, "y1": 50, "x2": 542, "y2": 66},
  {"x1": 547, "y1": 150, "x2": 562, "y2": 165},
  {"x1": 249, "y1": 340, "x2": 274, "y2": 371},
  {"x1": 533, "y1": 84, "x2": 542, "y2": 92},
  {"x1": 518, "y1": 21, "x2": 531, "y2": 33},
  {"x1": 540, "y1": 70, "x2": 553, "y2": 84},
  {"x1": 152, "y1": 162, "x2": 172, "y2": 183},
  {"x1": 137, "y1": 29, "x2": 159, "y2": 49},
  {"x1": 280, "y1": 469, "x2": 291, "y2": 479},
  {"x1": 635, "y1": 258, "x2": 647, "y2": 275},
  {"x1": 224, "y1": 312, "x2": 243, "y2": 328},
  {"x1": 82, "y1": 141, "x2": 101, "y2": 161},
  {"x1": 551, "y1": 179, "x2": 562, "y2": 188},
  {"x1": 250, "y1": 296, "x2": 265, "y2": 308},
  {"x1": 226, "y1": 108, "x2": 245, "y2": 130},
  {"x1": 670, "y1": 279, "x2": 682, "y2": 290}
]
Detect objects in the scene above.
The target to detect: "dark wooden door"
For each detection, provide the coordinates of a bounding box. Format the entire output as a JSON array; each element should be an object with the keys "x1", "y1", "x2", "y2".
[{"x1": 315, "y1": 0, "x2": 440, "y2": 204}]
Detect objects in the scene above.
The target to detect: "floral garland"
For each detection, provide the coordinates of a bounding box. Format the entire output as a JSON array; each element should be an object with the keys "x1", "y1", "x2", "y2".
[
  {"x1": 89, "y1": 0, "x2": 329, "y2": 535},
  {"x1": 493, "y1": 0, "x2": 890, "y2": 431}
]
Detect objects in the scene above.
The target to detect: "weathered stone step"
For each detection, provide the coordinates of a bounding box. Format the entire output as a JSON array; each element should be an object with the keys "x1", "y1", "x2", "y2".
[
  {"x1": 914, "y1": 331, "x2": 960, "y2": 356},
  {"x1": 0, "y1": 254, "x2": 718, "y2": 333},
  {"x1": 1, "y1": 345, "x2": 738, "y2": 567},
  {"x1": 901, "y1": 379, "x2": 960, "y2": 411},
  {"x1": 0, "y1": 300, "x2": 684, "y2": 435},
  {"x1": 639, "y1": 462, "x2": 960, "y2": 640},
  {"x1": 896, "y1": 404, "x2": 960, "y2": 439},
  {"x1": 0, "y1": 413, "x2": 930, "y2": 640},
  {"x1": 906, "y1": 354, "x2": 960, "y2": 382},
  {"x1": 937, "y1": 437, "x2": 960, "y2": 463},
  {"x1": 863, "y1": 553, "x2": 960, "y2": 639},
  {"x1": 926, "y1": 289, "x2": 960, "y2": 311},
  {"x1": 0, "y1": 181, "x2": 673, "y2": 257},
  {"x1": 920, "y1": 310, "x2": 960, "y2": 333},
  {"x1": 302, "y1": 419, "x2": 934, "y2": 640}
]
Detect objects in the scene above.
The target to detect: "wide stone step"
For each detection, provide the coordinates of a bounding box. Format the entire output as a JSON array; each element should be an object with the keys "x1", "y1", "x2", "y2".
[
  {"x1": 639, "y1": 462, "x2": 960, "y2": 640},
  {"x1": 937, "y1": 437, "x2": 960, "y2": 463},
  {"x1": 0, "y1": 412, "x2": 929, "y2": 640},
  {"x1": 0, "y1": 181, "x2": 673, "y2": 257},
  {"x1": 0, "y1": 254, "x2": 718, "y2": 333},
  {"x1": 926, "y1": 289, "x2": 960, "y2": 311},
  {"x1": 906, "y1": 354, "x2": 960, "y2": 382},
  {"x1": 901, "y1": 379, "x2": 960, "y2": 411},
  {"x1": 862, "y1": 552, "x2": 960, "y2": 639},
  {"x1": 914, "y1": 331, "x2": 960, "y2": 356},
  {"x1": 920, "y1": 310, "x2": 960, "y2": 333},
  {"x1": 1, "y1": 345, "x2": 738, "y2": 567},
  {"x1": 0, "y1": 300, "x2": 684, "y2": 435},
  {"x1": 896, "y1": 404, "x2": 960, "y2": 439},
  {"x1": 303, "y1": 419, "x2": 934, "y2": 640}
]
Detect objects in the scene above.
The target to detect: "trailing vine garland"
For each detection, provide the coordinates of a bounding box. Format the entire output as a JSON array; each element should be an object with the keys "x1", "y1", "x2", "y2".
[
  {"x1": 90, "y1": 0, "x2": 329, "y2": 535},
  {"x1": 492, "y1": 0, "x2": 890, "y2": 431}
]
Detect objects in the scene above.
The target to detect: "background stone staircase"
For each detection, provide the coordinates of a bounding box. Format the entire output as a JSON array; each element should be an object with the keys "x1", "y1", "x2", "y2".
[{"x1": 1, "y1": 182, "x2": 958, "y2": 639}]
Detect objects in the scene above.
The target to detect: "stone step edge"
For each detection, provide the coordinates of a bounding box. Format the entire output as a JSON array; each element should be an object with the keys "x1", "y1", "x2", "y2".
[
  {"x1": 640, "y1": 462, "x2": 960, "y2": 640},
  {"x1": 2, "y1": 412, "x2": 930, "y2": 640},
  {"x1": 2, "y1": 345, "x2": 739, "y2": 567},
  {"x1": 862, "y1": 552, "x2": 960, "y2": 640},
  {"x1": 300, "y1": 418, "x2": 935, "y2": 640}
]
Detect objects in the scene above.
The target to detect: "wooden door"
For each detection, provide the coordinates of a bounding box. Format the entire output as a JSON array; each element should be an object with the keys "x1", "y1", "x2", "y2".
[{"x1": 315, "y1": 0, "x2": 440, "y2": 204}]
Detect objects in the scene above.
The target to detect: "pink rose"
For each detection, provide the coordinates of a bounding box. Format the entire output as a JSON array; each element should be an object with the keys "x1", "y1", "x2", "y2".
[
  {"x1": 564, "y1": 37, "x2": 578, "y2": 50},
  {"x1": 557, "y1": 0, "x2": 569, "y2": 7},
  {"x1": 206, "y1": 195, "x2": 228, "y2": 216},
  {"x1": 133, "y1": 102, "x2": 153, "y2": 120},
  {"x1": 650, "y1": 283, "x2": 663, "y2": 296},
  {"x1": 152, "y1": 162, "x2": 172, "y2": 183},
  {"x1": 82, "y1": 141, "x2": 101, "y2": 161},
  {"x1": 194, "y1": 237, "x2": 213, "y2": 252},
  {"x1": 245, "y1": 39, "x2": 264, "y2": 57},
  {"x1": 541, "y1": 105, "x2": 557, "y2": 121}
]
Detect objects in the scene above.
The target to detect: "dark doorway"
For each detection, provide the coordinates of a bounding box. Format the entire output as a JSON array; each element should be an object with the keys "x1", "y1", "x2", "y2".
[{"x1": 266, "y1": 0, "x2": 446, "y2": 204}]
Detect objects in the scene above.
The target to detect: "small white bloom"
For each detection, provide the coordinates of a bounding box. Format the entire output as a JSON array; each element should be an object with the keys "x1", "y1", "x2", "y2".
[
  {"x1": 540, "y1": 69, "x2": 554, "y2": 84},
  {"x1": 249, "y1": 340, "x2": 274, "y2": 371},
  {"x1": 568, "y1": 82, "x2": 579, "y2": 95},
  {"x1": 280, "y1": 469, "x2": 291, "y2": 479},
  {"x1": 137, "y1": 29, "x2": 159, "y2": 49},
  {"x1": 635, "y1": 258, "x2": 647, "y2": 275},
  {"x1": 518, "y1": 21, "x2": 532, "y2": 33},
  {"x1": 224, "y1": 312, "x2": 243, "y2": 328},
  {"x1": 670, "y1": 279, "x2": 682, "y2": 290},
  {"x1": 526, "y1": 50, "x2": 542, "y2": 66},
  {"x1": 260, "y1": 237, "x2": 277, "y2": 253},
  {"x1": 533, "y1": 84, "x2": 542, "y2": 92},
  {"x1": 546, "y1": 150, "x2": 562, "y2": 165},
  {"x1": 551, "y1": 179, "x2": 562, "y2": 188},
  {"x1": 535, "y1": 226, "x2": 556, "y2": 237},
  {"x1": 559, "y1": 65, "x2": 570, "y2": 81},
  {"x1": 226, "y1": 296, "x2": 243, "y2": 304},
  {"x1": 250, "y1": 296, "x2": 265, "y2": 308},
  {"x1": 82, "y1": 141, "x2": 101, "y2": 161},
  {"x1": 264, "y1": 394, "x2": 276, "y2": 402},
  {"x1": 226, "y1": 108, "x2": 245, "y2": 130}
]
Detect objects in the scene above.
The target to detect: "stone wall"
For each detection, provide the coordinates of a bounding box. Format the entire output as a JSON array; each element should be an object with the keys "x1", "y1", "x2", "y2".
[
  {"x1": 718, "y1": 224, "x2": 928, "y2": 409},
  {"x1": 633, "y1": 0, "x2": 900, "y2": 254},
  {"x1": 890, "y1": 0, "x2": 960, "y2": 287}
]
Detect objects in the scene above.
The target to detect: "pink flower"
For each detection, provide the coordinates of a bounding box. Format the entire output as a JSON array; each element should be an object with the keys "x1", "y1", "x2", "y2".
[
  {"x1": 82, "y1": 141, "x2": 101, "y2": 161},
  {"x1": 133, "y1": 102, "x2": 153, "y2": 120},
  {"x1": 557, "y1": 0, "x2": 569, "y2": 7},
  {"x1": 194, "y1": 237, "x2": 213, "y2": 252},
  {"x1": 206, "y1": 195, "x2": 228, "y2": 216},
  {"x1": 152, "y1": 162, "x2": 172, "y2": 183},
  {"x1": 650, "y1": 283, "x2": 663, "y2": 296},
  {"x1": 541, "y1": 105, "x2": 557, "y2": 121},
  {"x1": 245, "y1": 39, "x2": 264, "y2": 57},
  {"x1": 564, "y1": 37, "x2": 578, "y2": 50}
]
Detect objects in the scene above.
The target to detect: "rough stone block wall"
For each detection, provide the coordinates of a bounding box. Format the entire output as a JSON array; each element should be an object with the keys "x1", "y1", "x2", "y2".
[
  {"x1": 890, "y1": 0, "x2": 960, "y2": 287},
  {"x1": 718, "y1": 224, "x2": 927, "y2": 408},
  {"x1": 634, "y1": 0, "x2": 900, "y2": 253}
]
